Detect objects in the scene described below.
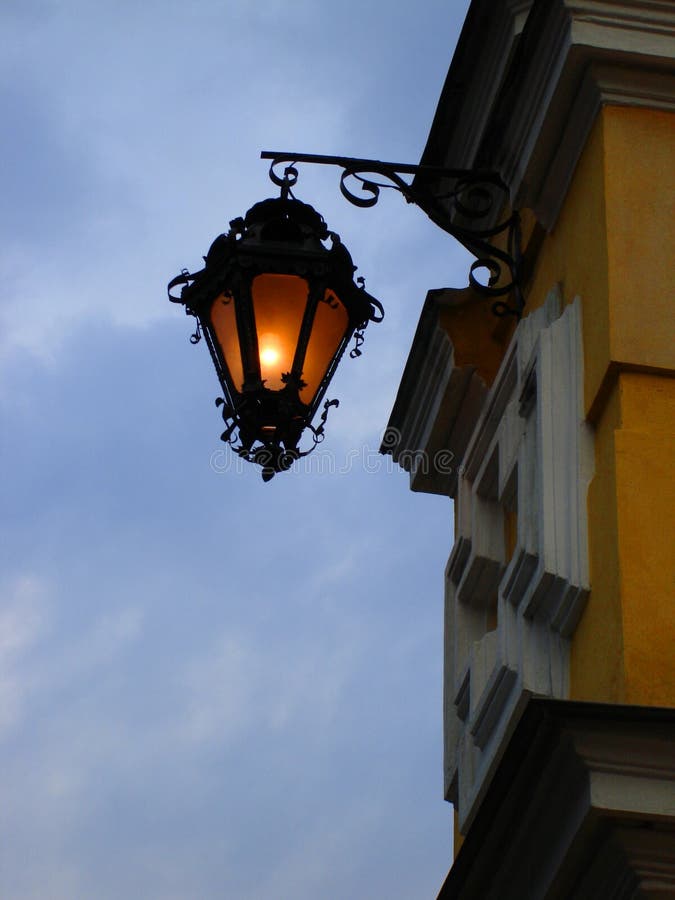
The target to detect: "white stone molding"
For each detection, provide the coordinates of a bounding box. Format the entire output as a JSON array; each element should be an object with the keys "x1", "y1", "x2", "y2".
[
  {"x1": 444, "y1": 287, "x2": 596, "y2": 831},
  {"x1": 381, "y1": 287, "x2": 490, "y2": 497}
]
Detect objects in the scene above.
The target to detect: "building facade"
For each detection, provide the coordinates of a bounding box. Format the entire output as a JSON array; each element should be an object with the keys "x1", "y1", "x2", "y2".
[{"x1": 383, "y1": 1, "x2": 675, "y2": 895}]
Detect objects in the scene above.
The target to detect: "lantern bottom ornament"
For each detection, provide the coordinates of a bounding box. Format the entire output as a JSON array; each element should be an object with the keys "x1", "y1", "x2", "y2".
[{"x1": 168, "y1": 188, "x2": 383, "y2": 481}]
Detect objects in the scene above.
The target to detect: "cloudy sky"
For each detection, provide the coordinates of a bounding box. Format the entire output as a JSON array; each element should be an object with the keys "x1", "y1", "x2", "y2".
[{"x1": 1, "y1": 2, "x2": 473, "y2": 897}]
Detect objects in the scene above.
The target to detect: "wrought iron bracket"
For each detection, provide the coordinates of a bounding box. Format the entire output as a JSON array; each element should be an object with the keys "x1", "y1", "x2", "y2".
[{"x1": 261, "y1": 150, "x2": 524, "y2": 318}]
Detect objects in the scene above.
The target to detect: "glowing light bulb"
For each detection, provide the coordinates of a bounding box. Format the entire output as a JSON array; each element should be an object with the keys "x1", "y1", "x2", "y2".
[
  {"x1": 259, "y1": 333, "x2": 283, "y2": 375},
  {"x1": 260, "y1": 345, "x2": 280, "y2": 366}
]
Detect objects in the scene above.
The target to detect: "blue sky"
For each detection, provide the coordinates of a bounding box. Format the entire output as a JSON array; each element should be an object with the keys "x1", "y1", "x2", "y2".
[{"x1": 1, "y1": 2, "x2": 472, "y2": 897}]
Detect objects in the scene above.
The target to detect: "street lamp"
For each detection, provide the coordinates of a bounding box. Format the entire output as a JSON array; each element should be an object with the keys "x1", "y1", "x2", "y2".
[
  {"x1": 168, "y1": 167, "x2": 383, "y2": 481},
  {"x1": 168, "y1": 152, "x2": 522, "y2": 480}
]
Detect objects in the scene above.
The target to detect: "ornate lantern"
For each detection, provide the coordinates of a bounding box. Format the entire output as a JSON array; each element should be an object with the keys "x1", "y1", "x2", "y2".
[{"x1": 168, "y1": 182, "x2": 383, "y2": 480}]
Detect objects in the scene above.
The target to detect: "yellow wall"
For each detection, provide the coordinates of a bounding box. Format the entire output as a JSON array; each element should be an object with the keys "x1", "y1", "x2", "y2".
[
  {"x1": 604, "y1": 108, "x2": 675, "y2": 380},
  {"x1": 525, "y1": 112, "x2": 611, "y2": 413},
  {"x1": 574, "y1": 372, "x2": 675, "y2": 704},
  {"x1": 573, "y1": 109, "x2": 674, "y2": 706},
  {"x1": 614, "y1": 374, "x2": 675, "y2": 704},
  {"x1": 524, "y1": 105, "x2": 675, "y2": 705},
  {"x1": 573, "y1": 382, "x2": 625, "y2": 700},
  {"x1": 442, "y1": 106, "x2": 675, "y2": 707}
]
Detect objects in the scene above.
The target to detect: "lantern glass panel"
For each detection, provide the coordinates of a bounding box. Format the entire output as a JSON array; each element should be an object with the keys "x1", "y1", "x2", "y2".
[
  {"x1": 210, "y1": 292, "x2": 244, "y2": 391},
  {"x1": 299, "y1": 289, "x2": 349, "y2": 405},
  {"x1": 252, "y1": 274, "x2": 308, "y2": 391}
]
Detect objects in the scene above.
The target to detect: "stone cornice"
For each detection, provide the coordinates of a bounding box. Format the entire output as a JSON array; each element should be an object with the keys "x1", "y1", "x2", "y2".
[
  {"x1": 419, "y1": 0, "x2": 675, "y2": 230},
  {"x1": 496, "y1": 0, "x2": 675, "y2": 226},
  {"x1": 418, "y1": 0, "x2": 533, "y2": 175},
  {"x1": 380, "y1": 288, "x2": 489, "y2": 497},
  {"x1": 437, "y1": 699, "x2": 675, "y2": 899}
]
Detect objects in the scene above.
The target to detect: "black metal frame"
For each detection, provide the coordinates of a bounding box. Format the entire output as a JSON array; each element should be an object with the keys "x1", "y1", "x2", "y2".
[
  {"x1": 168, "y1": 190, "x2": 383, "y2": 480},
  {"x1": 261, "y1": 151, "x2": 524, "y2": 318}
]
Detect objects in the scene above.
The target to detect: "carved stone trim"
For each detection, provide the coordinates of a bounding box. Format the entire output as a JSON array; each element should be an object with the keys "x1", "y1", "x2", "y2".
[
  {"x1": 381, "y1": 288, "x2": 489, "y2": 497},
  {"x1": 444, "y1": 288, "x2": 595, "y2": 831}
]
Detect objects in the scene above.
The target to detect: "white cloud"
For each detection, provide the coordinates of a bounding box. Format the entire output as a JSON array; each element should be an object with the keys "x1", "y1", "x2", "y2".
[
  {"x1": 82, "y1": 606, "x2": 144, "y2": 664},
  {"x1": 179, "y1": 631, "x2": 256, "y2": 744},
  {"x1": 177, "y1": 621, "x2": 364, "y2": 747},
  {"x1": 0, "y1": 575, "x2": 47, "y2": 657},
  {"x1": 32, "y1": 605, "x2": 146, "y2": 699},
  {"x1": 0, "y1": 575, "x2": 49, "y2": 737}
]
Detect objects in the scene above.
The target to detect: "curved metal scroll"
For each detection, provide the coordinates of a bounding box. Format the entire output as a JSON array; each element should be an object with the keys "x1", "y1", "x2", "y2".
[
  {"x1": 215, "y1": 395, "x2": 341, "y2": 481},
  {"x1": 263, "y1": 151, "x2": 524, "y2": 317}
]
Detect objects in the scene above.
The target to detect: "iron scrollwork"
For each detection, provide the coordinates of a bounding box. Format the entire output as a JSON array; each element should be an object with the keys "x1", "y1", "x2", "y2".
[
  {"x1": 262, "y1": 151, "x2": 524, "y2": 318},
  {"x1": 215, "y1": 395, "x2": 340, "y2": 482}
]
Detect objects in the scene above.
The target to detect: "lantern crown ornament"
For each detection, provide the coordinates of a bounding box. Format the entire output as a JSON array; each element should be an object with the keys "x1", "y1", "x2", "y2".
[{"x1": 168, "y1": 174, "x2": 384, "y2": 481}]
